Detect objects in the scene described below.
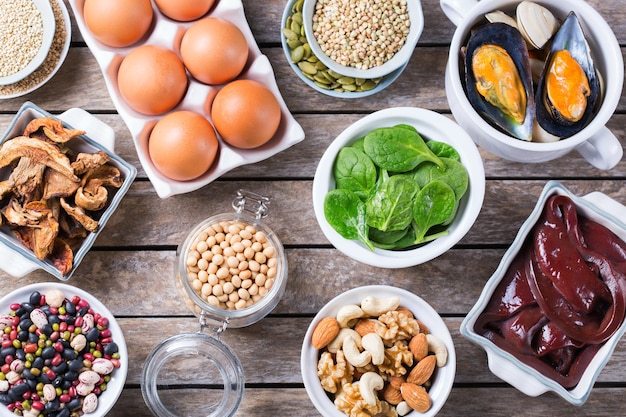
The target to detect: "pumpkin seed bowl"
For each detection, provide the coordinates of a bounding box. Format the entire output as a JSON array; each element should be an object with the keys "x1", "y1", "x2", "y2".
[{"x1": 281, "y1": 0, "x2": 410, "y2": 98}]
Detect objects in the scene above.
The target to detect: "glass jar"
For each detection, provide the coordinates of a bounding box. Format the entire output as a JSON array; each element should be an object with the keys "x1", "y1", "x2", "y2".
[{"x1": 141, "y1": 190, "x2": 288, "y2": 417}]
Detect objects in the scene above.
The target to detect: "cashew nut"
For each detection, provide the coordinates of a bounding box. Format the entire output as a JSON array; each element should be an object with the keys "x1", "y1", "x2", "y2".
[
  {"x1": 396, "y1": 401, "x2": 413, "y2": 416},
  {"x1": 343, "y1": 335, "x2": 371, "y2": 368},
  {"x1": 358, "y1": 372, "x2": 384, "y2": 406},
  {"x1": 327, "y1": 328, "x2": 361, "y2": 353},
  {"x1": 426, "y1": 333, "x2": 448, "y2": 367},
  {"x1": 361, "y1": 332, "x2": 385, "y2": 365},
  {"x1": 360, "y1": 295, "x2": 400, "y2": 317},
  {"x1": 336, "y1": 304, "x2": 364, "y2": 328}
]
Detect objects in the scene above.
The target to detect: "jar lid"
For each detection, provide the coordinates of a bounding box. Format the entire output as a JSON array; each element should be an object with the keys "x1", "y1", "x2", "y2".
[{"x1": 141, "y1": 332, "x2": 244, "y2": 417}]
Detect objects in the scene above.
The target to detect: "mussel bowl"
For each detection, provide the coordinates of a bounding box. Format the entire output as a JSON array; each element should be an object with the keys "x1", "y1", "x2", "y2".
[{"x1": 461, "y1": 2, "x2": 603, "y2": 142}]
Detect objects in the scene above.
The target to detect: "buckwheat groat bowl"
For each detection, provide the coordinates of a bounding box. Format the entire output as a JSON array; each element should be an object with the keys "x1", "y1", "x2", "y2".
[
  {"x1": 301, "y1": 285, "x2": 456, "y2": 417},
  {"x1": 312, "y1": 107, "x2": 485, "y2": 269},
  {"x1": 302, "y1": 0, "x2": 424, "y2": 80},
  {"x1": 461, "y1": 181, "x2": 626, "y2": 405}
]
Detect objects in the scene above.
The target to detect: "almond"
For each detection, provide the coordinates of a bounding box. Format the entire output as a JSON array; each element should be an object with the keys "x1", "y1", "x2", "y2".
[
  {"x1": 401, "y1": 382, "x2": 432, "y2": 413},
  {"x1": 395, "y1": 306, "x2": 414, "y2": 319},
  {"x1": 311, "y1": 317, "x2": 340, "y2": 350},
  {"x1": 354, "y1": 318, "x2": 378, "y2": 336},
  {"x1": 409, "y1": 333, "x2": 429, "y2": 362},
  {"x1": 381, "y1": 384, "x2": 403, "y2": 405},
  {"x1": 389, "y1": 375, "x2": 406, "y2": 390},
  {"x1": 406, "y1": 355, "x2": 437, "y2": 386},
  {"x1": 416, "y1": 320, "x2": 430, "y2": 334}
]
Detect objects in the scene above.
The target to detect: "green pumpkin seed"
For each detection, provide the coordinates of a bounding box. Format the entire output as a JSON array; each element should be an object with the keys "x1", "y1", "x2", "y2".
[
  {"x1": 315, "y1": 81, "x2": 331, "y2": 90},
  {"x1": 290, "y1": 20, "x2": 301, "y2": 35},
  {"x1": 359, "y1": 80, "x2": 378, "y2": 91},
  {"x1": 292, "y1": 12, "x2": 303, "y2": 25},
  {"x1": 343, "y1": 83, "x2": 357, "y2": 92},
  {"x1": 337, "y1": 76, "x2": 355, "y2": 85},
  {"x1": 302, "y1": 43, "x2": 312, "y2": 59},
  {"x1": 314, "y1": 74, "x2": 331, "y2": 85},
  {"x1": 291, "y1": 45, "x2": 305, "y2": 63},
  {"x1": 298, "y1": 61, "x2": 318, "y2": 75},
  {"x1": 287, "y1": 39, "x2": 302, "y2": 49},
  {"x1": 282, "y1": 28, "x2": 299, "y2": 41}
]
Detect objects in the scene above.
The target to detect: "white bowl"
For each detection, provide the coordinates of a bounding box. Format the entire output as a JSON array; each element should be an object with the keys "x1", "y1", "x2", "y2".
[
  {"x1": 461, "y1": 180, "x2": 626, "y2": 405},
  {"x1": 0, "y1": 102, "x2": 137, "y2": 280},
  {"x1": 302, "y1": 0, "x2": 424, "y2": 79},
  {"x1": 312, "y1": 107, "x2": 485, "y2": 269},
  {"x1": 301, "y1": 285, "x2": 456, "y2": 417},
  {"x1": 0, "y1": 0, "x2": 56, "y2": 85},
  {"x1": 281, "y1": 0, "x2": 408, "y2": 98},
  {"x1": 0, "y1": 282, "x2": 128, "y2": 417},
  {"x1": 441, "y1": 0, "x2": 624, "y2": 169}
]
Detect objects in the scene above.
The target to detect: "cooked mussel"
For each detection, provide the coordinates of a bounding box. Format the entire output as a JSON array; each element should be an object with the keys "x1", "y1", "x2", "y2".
[
  {"x1": 464, "y1": 22, "x2": 535, "y2": 141},
  {"x1": 535, "y1": 12, "x2": 600, "y2": 138}
]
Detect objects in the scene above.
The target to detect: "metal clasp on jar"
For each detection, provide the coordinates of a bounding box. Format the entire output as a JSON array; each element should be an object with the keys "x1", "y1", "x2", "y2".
[
  {"x1": 198, "y1": 310, "x2": 229, "y2": 340},
  {"x1": 232, "y1": 189, "x2": 271, "y2": 219}
]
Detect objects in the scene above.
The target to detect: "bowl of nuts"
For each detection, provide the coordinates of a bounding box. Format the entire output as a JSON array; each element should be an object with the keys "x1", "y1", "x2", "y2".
[
  {"x1": 301, "y1": 285, "x2": 456, "y2": 417},
  {"x1": 301, "y1": 0, "x2": 424, "y2": 80},
  {"x1": 0, "y1": 282, "x2": 127, "y2": 417}
]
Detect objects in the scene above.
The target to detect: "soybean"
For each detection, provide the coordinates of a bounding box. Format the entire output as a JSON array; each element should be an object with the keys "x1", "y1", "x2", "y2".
[{"x1": 187, "y1": 220, "x2": 279, "y2": 311}]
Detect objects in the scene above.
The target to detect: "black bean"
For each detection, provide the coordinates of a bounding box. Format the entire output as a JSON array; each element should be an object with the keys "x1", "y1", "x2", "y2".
[
  {"x1": 0, "y1": 393, "x2": 11, "y2": 405},
  {"x1": 42, "y1": 345, "x2": 56, "y2": 359},
  {"x1": 67, "y1": 397, "x2": 82, "y2": 410},
  {"x1": 55, "y1": 407, "x2": 70, "y2": 417},
  {"x1": 19, "y1": 318, "x2": 33, "y2": 330},
  {"x1": 104, "y1": 341, "x2": 119, "y2": 356},
  {"x1": 52, "y1": 362, "x2": 68, "y2": 374},
  {"x1": 77, "y1": 307, "x2": 89, "y2": 317},
  {"x1": 44, "y1": 399, "x2": 60, "y2": 413},
  {"x1": 68, "y1": 359, "x2": 83, "y2": 372},
  {"x1": 64, "y1": 301, "x2": 76, "y2": 315},
  {"x1": 63, "y1": 348, "x2": 77, "y2": 361},
  {"x1": 41, "y1": 323, "x2": 53, "y2": 336},
  {"x1": 29, "y1": 291, "x2": 41, "y2": 306},
  {"x1": 8, "y1": 382, "x2": 29, "y2": 399},
  {"x1": 20, "y1": 302, "x2": 34, "y2": 313},
  {"x1": 86, "y1": 327, "x2": 100, "y2": 342},
  {"x1": 0, "y1": 346, "x2": 16, "y2": 359},
  {"x1": 32, "y1": 356, "x2": 44, "y2": 370},
  {"x1": 64, "y1": 371, "x2": 78, "y2": 382}
]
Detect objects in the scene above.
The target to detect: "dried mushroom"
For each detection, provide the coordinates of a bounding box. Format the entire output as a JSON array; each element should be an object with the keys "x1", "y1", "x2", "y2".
[{"x1": 0, "y1": 117, "x2": 124, "y2": 275}]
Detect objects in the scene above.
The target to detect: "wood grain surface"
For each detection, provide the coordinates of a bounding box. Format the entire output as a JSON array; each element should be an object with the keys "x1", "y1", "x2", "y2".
[{"x1": 1, "y1": 0, "x2": 625, "y2": 415}]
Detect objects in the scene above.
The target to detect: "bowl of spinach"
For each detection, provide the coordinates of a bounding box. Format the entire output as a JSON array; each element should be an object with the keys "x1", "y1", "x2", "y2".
[{"x1": 312, "y1": 107, "x2": 485, "y2": 268}]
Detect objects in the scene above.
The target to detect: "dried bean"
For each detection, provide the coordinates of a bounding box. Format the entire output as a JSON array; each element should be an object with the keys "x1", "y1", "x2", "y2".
[{"x1": 0, "y1": 290, "x2": 121, "y2": 416}]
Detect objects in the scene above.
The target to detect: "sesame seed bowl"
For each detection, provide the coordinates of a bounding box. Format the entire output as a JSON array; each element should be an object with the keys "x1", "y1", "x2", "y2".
[
  {"x1": 281, "y1": 0, "x2": 408, "y2": 98},
  {"x1": 0, "y1": 0, "x2": 56, "y2": 86},
  {"x1": 0, "y1": 0, "x2": 71, "y2": 99},
  {"x1": 301, "y1": 0, "x2": 424, "y2": 80}
]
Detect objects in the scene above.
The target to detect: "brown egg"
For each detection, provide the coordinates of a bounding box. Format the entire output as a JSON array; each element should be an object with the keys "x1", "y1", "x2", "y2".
[
  {"x1": 117, "y1": 45, "x2": 188, "y2": 115},
  {"x1": 148, "y1": 110, "x2": 219, "y2": 181},
  {"x1": 211, "y1": 79, "x2": 282, "y2": 149},
  {"x1": 180, "y1": 18, "x2": 249, "y2": 85},
  {"x1": 154, "y1": 0, "x2": 215, "y2": 21},
  {"x1": 84, "y1": 0, "x2": 153, "y2": 47}
]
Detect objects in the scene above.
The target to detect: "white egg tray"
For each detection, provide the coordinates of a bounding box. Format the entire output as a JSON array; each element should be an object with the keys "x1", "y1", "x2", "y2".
[{"x1": 69, "y1": 0, "x2": 305, "y2": 198}]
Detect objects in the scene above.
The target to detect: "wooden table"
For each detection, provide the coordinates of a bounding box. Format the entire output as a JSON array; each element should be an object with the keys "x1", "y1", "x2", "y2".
[{"x1": 1, "y1": 0, "x2": 625, "y2": 415}]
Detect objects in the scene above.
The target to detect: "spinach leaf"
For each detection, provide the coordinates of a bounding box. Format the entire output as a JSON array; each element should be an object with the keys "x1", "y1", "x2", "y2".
[
  {"x1": 427, "y1": 140, "x2": 461, "y2": 161},
  {"x1": 412, "y1": 157, "x2": 469, "y2": 200},
  {"x1": 333, "y1": 147, "x2": 377, "y2": 200},
  {"x1": 412, "y1": 180, "x2": 457, "y2": 243},
  {"x1": 351, "y1": 137, "x2": 366, "y2": 152},
  {"x1": 363, "y1": 126, "x2": 444, "y2": 172},
  {"x1": 324, "y1": 189, "x2": 374, "y2": 251},
  {"x1": 366, "y1": 174, "x2": 419, "y2": 232},
  {"x1": 368, "y1": 226, "x2": 409, "y2": 245}
]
